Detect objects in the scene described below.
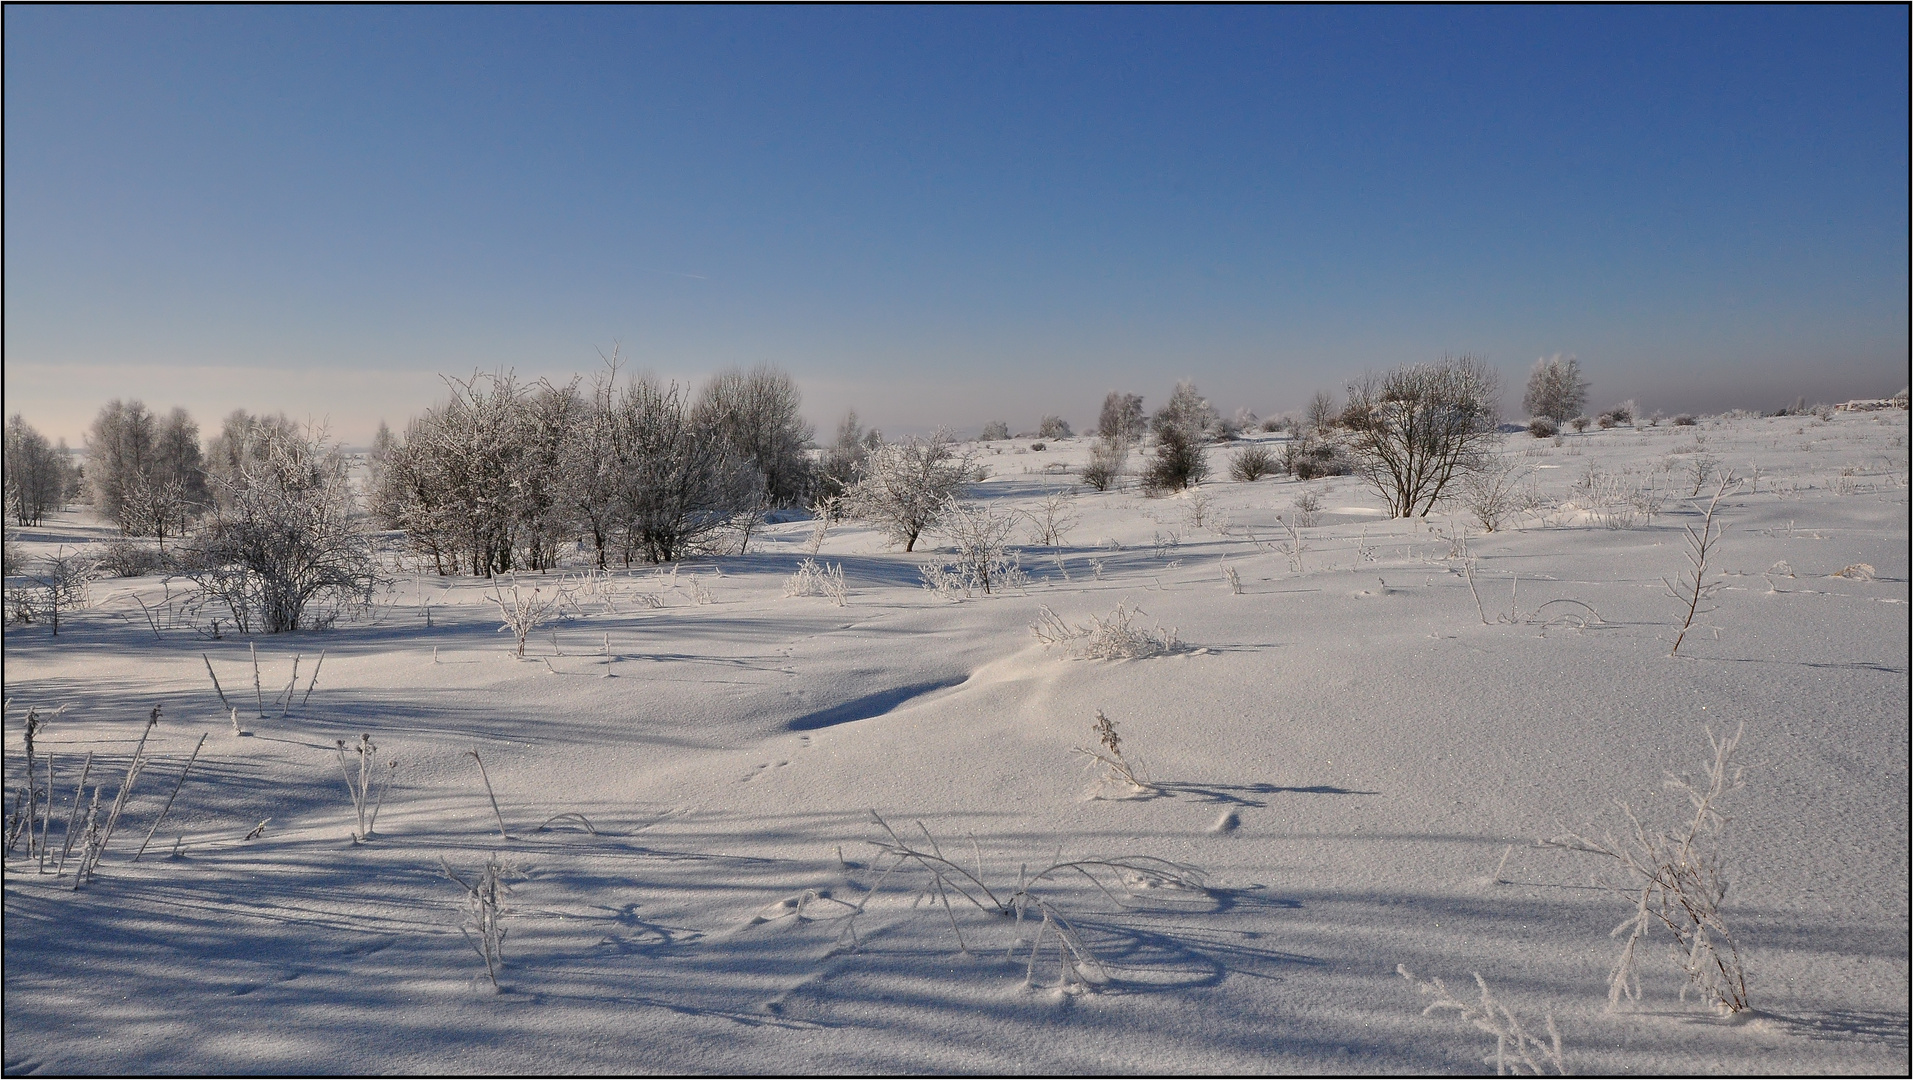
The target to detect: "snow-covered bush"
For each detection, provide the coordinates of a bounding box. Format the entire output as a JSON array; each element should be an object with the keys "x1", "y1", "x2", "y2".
[
  {"x1": 978, "y1": 420, "x2": 1010, "y2": 441},
  {"x1": 1460, "y1": 456, "x2": 1528, "y2": 532},
  {"x1": 843, "y1": 430, "x2": 974, "y2": 552},
  {"x1": 488, "y1": 574, "x2": 570, "y2": 657},
  {"x1": 919, "y1": 498, "x2": 1023, "y2": 597},
  {"x1": 1527, "y1": 416, "x2": 1558, "y2": 439},
  {"x1": 1229, "y1": 444, "x2": 1278, "y2": 481},
  {"x1": 1037, "y1": 414, "x2": 1073, "y2": 440},
  {"x1": 783, "y1": 557, "x2": 847, "y2": 606},
  {"x1": 97, "y1": 539, "x2": 168, "y2": 578},
  {"x1": 1075, "y1": 710, "x2": 1155, "y2": 795},
  {"x1": 1080, "y1": 435, "x2": 1129, "y2": 492},
  {"x1": 1024, "y1": 488, "x2": 1079, "y2": 546},
  {"x1": 11, "y1": 547, "x2": 98, "y2": 635},
  {"x1": 184, "y1": 424, "x2": 380, "y2": 633},
  {"x1": 1142, "y1": 381, "x2": 1215, "y2": 494},
  {"x1": 1031, "y1": 603, "x2": 1179, "y2": 659},
  {"x1": 1345, "y1": 355, "x2": 1501, "y2": 517}
]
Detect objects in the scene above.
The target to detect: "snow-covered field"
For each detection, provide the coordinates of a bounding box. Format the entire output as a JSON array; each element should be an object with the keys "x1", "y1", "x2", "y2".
[{"x1": 5, "y1": 411, "x2": 1908, "y2": 1075}]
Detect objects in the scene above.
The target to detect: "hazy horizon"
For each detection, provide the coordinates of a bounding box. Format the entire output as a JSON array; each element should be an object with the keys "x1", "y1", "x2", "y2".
[{"x1": 6, "y1": 7, "x2": 1907, "y2": 446}]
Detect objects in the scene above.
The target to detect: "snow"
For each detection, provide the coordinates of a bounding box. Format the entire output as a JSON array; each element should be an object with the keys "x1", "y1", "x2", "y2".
[{"x1": 5, "y1": 411, "x2": 1908, "y2": 1074}]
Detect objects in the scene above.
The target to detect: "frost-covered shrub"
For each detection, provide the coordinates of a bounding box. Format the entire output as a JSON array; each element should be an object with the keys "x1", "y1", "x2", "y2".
[
  {"x1": 1031, "y1": 603, "x2": 1179, "y2": 659},
  {"x1": 1229, "y1": 445, "x2": 1278, "y2": 482},
  {"x1": 1346, "y1": 355, "x2": 1500, "y2": 517},
  {"x1": 978, "y1": 420, "x2": 1010, "y2": 442},
  {"x1": 184, "y1": 425, "x2": 380, "y2": 633},
  {"x1": 1672, "y1": 414, "x2": 1698, "y2": 426},
  {"x1": 1037, "y1": 414, "x2": 1073, "y2": 440},
  {"x1": 1522, "y1": 354, "x2": 1589, "y2": 423},
  {"x1": 1527, "y1": 416, "x2": 1558, "y2": 439},
  {"x1": 1141, "y1": 382, "x2": 1215, "y2": 494},
  {"x1": 1291, "y1": 489, "x2": 1322, "y2": 527},
  {"x1": 1549, "y1": 723, "x2": 1750, "y2": 1014},
  {"x1": 97, "y1": 538, "x2": 168, "y2": 578},
  {"x1": 1283, "y1": 439, "x2": 1349, "y2": 481},
  {"x1": 783, "y1": 557, "x2": 847, "y2": 606},
  {"x1": 919, "y1": 499, "x2": 1023, "y2": 597},
  {"x1": 1080, "y1": 436, "x2": 1129, "y2": 492},
  {"x1": 843, "y1": 430, "x2": 974, "y2": 552},
  {"x1": 1460, "y1": 457, "x2": 1527, "y2": 532}
]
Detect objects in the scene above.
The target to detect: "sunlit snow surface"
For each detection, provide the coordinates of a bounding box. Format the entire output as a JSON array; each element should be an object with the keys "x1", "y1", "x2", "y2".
[{"x1": 5, "y1": 412, "x2": 1907, "y2": 1074}]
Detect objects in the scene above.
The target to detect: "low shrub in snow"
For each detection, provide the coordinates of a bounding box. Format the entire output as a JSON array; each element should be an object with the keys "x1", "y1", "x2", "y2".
[
  {"x1": 1548, "y1": 722, "x2": 1750, "y2": 1015},
  {"x1": 1031, "y1": 603, "x2": 1179, "y2": 659},
  {"x1": 1228, "y1": 444, "x2": 1278, "y2": 482},
  {"x1": 784, "y1": 557, "x2": 848, "y2": 606}
]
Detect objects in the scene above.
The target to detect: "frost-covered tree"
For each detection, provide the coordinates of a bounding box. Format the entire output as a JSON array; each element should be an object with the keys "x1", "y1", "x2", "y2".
[
  {"x1": 1098, "y1": 392, "x2": 1146, "y2": 441},
  {"x1": 694, "y1": 365, "x2": 817, "y2": 507},
  {"x1": 185, "y1": 424, "x2": 380, "y2": 633},
  {"x1": 1346, "y1": 354, "x2": 1502, "y2": 517},
  {"x1": 86, "y1": 401, "x2": 208, "y2": 543},
  {"x1": 1522, "y1": 354, "x2": 1589, "y2": 424},
  {"x1": 978, "y1": 420, "x2": 1010, "y2": 442},
  {"x1": 606, "y1": 375, "x2": 754, "y2": 564},
  {"x1": 843, "y1": 429, "x2": 974, "y2": 552},
  {"x1": 1037, "y1": 414, "x2": 1073, "y2": 440},
  {"x1": 205, "y1": 410, "x2": 301, "y2": 495},
  {"x1": 820, "y1": 411, "x2": 869, "y2": 500},
  {"x1": 1142, "y1": 381, "x2": 1215, "y2": 493},
  {"x1": 3, "y1": 415, "x2": 79, "y2": 526}
]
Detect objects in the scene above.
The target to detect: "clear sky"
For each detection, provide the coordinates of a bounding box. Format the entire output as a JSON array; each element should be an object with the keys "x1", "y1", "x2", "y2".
[{"x1": 5, "y1": 6, "x2": 1907, "y2": 445}]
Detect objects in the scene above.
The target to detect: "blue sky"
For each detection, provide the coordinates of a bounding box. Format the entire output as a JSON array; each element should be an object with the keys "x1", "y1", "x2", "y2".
[{"x1": 5, "y1": 6, "x2": 1906, "y2": 444}]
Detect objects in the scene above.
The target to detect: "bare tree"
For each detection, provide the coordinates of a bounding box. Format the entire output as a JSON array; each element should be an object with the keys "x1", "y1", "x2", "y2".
[
  {"x1": 1305, "y1": 391, "x2": 1339, "y2": 437},
  {"x1": 1522, "y1": 354, "x2": 1589, "y2": 423},
  {"x1": 843, "y1": 430, "x2": 974, "y2": 552},
  {"x1": 1346, "y1": 355, "x2": 1501, "y2": 517}
]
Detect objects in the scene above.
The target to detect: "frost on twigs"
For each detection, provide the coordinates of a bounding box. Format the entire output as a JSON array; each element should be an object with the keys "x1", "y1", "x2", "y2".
[
  {"x1": 1397, "y1": 966, "x2": 1567, "y2": 1076},
  {"x1": 1030, "y1": 604, "x2": 1179, "y2": 660},
  {"x1": 783, "y1": 557, "x2": 848, "y2": 606},
  {"x1": 1665, "y1": 474, "x2": 1738, "y2": 655},
  {"x1": 1074, "y1": 710, "x2": 1156, "y2": 796},
  {"x1": 833, "y1": 813, "x2": 1204, "y2": 992},
  {"x1": 918, "y1": 499, "x2": 1027, "y2": 599},
  {"x1": 441, "y1": 854, "x2": 518, "y2": 991},
  {"x1": 1547, "y1": 722, "x2": 1750, "y2": 1015},
  {"x1": 486, "y1": 573, "x2": 571, "y2": 657}
]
